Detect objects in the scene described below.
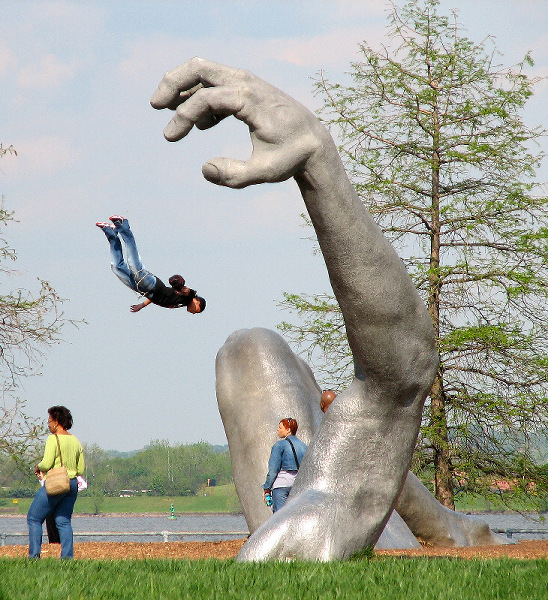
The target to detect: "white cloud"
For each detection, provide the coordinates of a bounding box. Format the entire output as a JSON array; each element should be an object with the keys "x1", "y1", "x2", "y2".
[
  {"x1": 529, "y1": 33, "x2": 548, "y2": 63},
  {"x1": 111, "y1": 25, "x2": 383, "y2": 116},
  {"x1": 264, "y1": 26, "x2": 384, "y2": 69},
  {"x1": 10, "y1": 182, "x2": 90, "y2": 228},
  {"x1": 0, "y1": 41, "x2": 17, "y2": 79},
  {"x1": 6, "y1": 135, "x2": 81, "y2": 178},
  {"x1": 19, "y1": 0, "x2": 106, "y2": 40},
  {"x1": 187, "y1": 182, "x2": 306, "y2": 239},
  {"x1": 117, "y1": 33, "x2": 235, "y2": 86},
  {"x1": 329, "y1": 0, "x2": 387, "y2": 18},
  {"x1": 16, "y1": 53, "x2": 78, "y2": 89}
]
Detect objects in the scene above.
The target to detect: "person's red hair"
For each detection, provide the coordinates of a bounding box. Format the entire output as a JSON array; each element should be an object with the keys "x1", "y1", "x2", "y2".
[{"x1": 280, "y1": 417, "x2": 298, "y2": 435}]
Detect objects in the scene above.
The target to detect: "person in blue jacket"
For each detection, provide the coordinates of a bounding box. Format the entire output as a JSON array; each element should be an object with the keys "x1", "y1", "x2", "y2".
[{"x1": 262, "y1": 418, "x2": 307, "y2": 513}]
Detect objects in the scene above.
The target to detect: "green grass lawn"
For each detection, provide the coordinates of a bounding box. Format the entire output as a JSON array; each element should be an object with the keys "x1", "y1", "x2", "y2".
[
  {"x1": 0, "y1": 556, "x2": 545, "y2": 600},
  {"x1": 454, "y1": 492, "x2": 548, "y2": 516}
]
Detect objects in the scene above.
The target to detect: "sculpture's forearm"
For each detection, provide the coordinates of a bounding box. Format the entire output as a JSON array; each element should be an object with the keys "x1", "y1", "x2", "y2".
[
  {"x1": 152, "y1": 58, "x2": 440, "y2": 561},
  {"x1": 295, "y1": 139, "x2": 437, "y2": 398},
  {"x1": 236, "y1": 137, "x2": 439, "y2": 561}
]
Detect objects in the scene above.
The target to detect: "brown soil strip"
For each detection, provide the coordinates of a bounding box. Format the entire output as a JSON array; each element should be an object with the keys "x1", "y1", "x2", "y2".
[{"x1": 0, "y1": 539, "x2": 547, "y2": 560}]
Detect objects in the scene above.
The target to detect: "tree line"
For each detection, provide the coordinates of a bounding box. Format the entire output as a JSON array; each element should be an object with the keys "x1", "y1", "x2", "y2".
[{"x1": 0, "y1": 440, "x2": 233, "y2": 498}]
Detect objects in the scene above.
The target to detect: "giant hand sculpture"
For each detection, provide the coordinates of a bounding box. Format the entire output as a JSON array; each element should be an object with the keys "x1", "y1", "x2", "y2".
[
  {"x1": 216, "y1": 327, "x2": 509, "y2": 551},
  {"x1": 151, "y1": 58, "x2": 440, "y2": 560}
]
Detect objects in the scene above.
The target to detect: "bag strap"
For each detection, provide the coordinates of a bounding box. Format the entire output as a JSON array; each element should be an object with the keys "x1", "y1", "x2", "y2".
[
  {"x1": 286, "y1": 437, "x2": 300, "y2": 470},
  {"x1": 54, "y1": 434, "x2": 64, "y2": 467}
]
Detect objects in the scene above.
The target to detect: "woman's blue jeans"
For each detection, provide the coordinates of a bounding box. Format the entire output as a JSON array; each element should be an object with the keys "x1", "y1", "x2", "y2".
[
  {"x1": 272, "y1": 487, "x2": 291, "y2": 512},
  {"x1": 27, "y1": 478, "x2": 78, "y2": 558},
  {"x1": 104, "y1": 220, "x2": 156, "y2": 294}
]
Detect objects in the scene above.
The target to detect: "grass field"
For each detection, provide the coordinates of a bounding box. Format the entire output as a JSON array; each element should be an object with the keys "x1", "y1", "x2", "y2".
[
  {"x1": 454, "y1": 493, "x2": 547, "y2": 514},
  {"x1": 8, "y1": 484, "x2": 242, "y2": 515},
  {"x1": 5, "y1": 484, "x2": 545, "y2": 516},
  {"x1": 0, "y1": 556, "x2": 545, "y2": 600}
]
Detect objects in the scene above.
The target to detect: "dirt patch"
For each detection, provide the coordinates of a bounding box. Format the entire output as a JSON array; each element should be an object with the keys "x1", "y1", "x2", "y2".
[
  {"x1": 375, "y1": 539, "x2": 548, "y2": 560},
  {"x1": 0, "y1": 539, "x2": 247, "y2": 560},
  {"x1": 0, "y1": 539, "x2": 547, "y2": 560}
]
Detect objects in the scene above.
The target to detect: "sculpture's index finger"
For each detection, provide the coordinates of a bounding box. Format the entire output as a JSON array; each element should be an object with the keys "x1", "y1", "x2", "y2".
[
  {"x1": 150, "y1": 66, "x2": 199, "y2": 109},
  {"x1": 150, "y1": 57, "x2": 245, "y2": 109}
]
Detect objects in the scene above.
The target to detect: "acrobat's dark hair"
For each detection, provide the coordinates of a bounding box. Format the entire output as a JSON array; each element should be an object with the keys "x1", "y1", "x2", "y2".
[
  {"x1": 48, "y1": 406, "x2": 73, "y2": 430},
  {"x1": 196, "y1": 296, "x2": 206, "y2": 312},
  {"x1": 169, "y1": 274, "x2": 186, "y2": 291}
]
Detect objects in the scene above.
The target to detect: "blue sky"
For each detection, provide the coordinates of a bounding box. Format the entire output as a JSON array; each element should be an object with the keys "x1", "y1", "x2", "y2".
[{"x1": 2, "y1": 1, "x2": 547, "y2": 451}]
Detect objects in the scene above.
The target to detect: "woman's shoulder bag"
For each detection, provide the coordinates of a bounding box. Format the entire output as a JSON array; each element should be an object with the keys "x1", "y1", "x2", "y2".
[{"x1": 44, "y1": 434, "x2": 71, "y2": 496}]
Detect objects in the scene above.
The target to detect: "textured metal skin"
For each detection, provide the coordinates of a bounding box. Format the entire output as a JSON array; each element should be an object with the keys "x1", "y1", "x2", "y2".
[
  {"x1": 395, "y1": 471, "x2": 510, "y2": 547},
  {"x1": 216, "y1": 328, "x2": 323, "y2": 534},
  {"x1": 151, "y1": 58, "x2": 441, "y2": 560},
  {"x1": 216, "y1": 327, "x2": 420, "y2": 551},
  {"x1": 216, "y1": 329, "x2": 507, "y2": 552},
  {"x1": 375, "y1": 510, "x2": 421, "y2": 550}
]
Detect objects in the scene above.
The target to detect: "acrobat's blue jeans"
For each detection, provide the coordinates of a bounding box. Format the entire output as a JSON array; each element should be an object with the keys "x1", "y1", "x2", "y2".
[
  {"x1": 27, "y1": 478, "x2": 78, "y2": 558},
  {"x1": 272, "y1": 487, "x2": 291, "y2": 513},
  {"x1": 104, "y1": 220, "x2": 157, "y2": 294}
]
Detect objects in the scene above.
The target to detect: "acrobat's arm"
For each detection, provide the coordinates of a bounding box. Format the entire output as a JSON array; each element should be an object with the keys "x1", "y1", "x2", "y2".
[{"x1": 130, "y1": 298, "x2": 152, "y2": 312}]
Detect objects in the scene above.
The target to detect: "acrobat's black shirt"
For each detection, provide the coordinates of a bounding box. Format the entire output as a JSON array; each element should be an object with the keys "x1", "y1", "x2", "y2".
[{"x1": 145, "y1": 278, "x2": 196, "y2": 309}]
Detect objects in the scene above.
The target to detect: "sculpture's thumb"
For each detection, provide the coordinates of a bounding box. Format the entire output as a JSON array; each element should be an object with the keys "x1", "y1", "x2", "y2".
[{"x1": 202, "y1": 158, "x2": 259, "y2": 189}]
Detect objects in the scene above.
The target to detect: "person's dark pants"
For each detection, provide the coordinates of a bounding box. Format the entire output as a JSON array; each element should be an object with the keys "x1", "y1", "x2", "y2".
[{"x1": 45, "y1": 513, "x2": 60, "y2": 543}]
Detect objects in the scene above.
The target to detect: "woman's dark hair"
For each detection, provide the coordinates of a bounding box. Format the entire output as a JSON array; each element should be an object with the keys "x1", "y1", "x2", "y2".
[
  {"x1": 48, "y1": 406, "x2": 73, "y2": 430},
  {"x1": 280, "y1": 417, "x2": 298, "y2": 435},
  {"x1": 169, "y1": 274, "x2": 185, "y2": 291},
  {"x1": 196, "y1": 296, "x2": 206, "y2": 312}
]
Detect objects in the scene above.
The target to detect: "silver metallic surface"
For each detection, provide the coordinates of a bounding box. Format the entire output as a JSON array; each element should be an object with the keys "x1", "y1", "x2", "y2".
[
  {"x1": 395, "y1": 471, "x2": 509, "y2": 547},
  {"x1": 217, "y1": 328, "x2": 507, "y2": 552},
  {"x1": 375, "y1": 510, "x2": 421, "y2": 550},
  {"x1": 216, "y1": 327, "x2": 322, "y2": 535},
  {"x1": 151, "y1": 58, "x2": 483, "y2": 560},
  {"x1": 216, "y1": 328, "x2": 420, "y2": 551}
]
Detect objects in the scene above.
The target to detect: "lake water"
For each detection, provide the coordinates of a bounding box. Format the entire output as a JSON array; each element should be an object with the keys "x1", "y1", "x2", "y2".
[
  {"x1": 463, "y1": 512, "x2": 548, "y2": 540},
  {"x1": 0, "y1": 514, "x2": 248, "y2": 546},
  {"x1": 1, "y1": 512, "x2": 546, "y2": 546}
]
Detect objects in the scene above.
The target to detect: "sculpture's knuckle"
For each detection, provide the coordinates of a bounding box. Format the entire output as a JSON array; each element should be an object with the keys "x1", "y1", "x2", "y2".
[
  {"x1": 163, "y1": 70, "x2": 179, "y2": 87},
  {"x1": 188, "y1": 56, "x2": 206, "y2": 72}
]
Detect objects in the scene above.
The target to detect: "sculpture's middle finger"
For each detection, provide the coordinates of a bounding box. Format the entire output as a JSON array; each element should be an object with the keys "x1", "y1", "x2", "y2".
[{"x1": 163, "y1": 86, "x2": 244, "y2": 141}]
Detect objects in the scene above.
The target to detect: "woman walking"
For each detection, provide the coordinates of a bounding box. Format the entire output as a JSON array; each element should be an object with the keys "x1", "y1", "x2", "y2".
[{"x1": 27, "y1": 406, "x2": 85, "y2": 559}]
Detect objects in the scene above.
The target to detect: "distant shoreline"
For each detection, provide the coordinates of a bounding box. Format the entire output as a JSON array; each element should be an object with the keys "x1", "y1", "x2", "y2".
[
  {"x1": 74, "y1": 512, "x2": 245, "y2": 518},
  {"x1": 2, "y1": 510, "x2": 534, "y2": 518},
  {"x1": 0, "y1": 512, "x2": 244, "y2": 518}
]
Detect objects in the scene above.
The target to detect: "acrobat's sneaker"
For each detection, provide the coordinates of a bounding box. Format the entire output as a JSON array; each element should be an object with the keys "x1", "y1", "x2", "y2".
[
  {"x1": 109, "y1": 215, "x2": 125, "y2": 224},
  {"x1": 96, "y1": 222, "x2": 114, "y2": 229}
]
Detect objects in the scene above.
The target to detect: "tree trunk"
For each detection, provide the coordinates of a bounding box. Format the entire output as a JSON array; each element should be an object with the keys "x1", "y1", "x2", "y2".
[
  {"x1": 428, "y1": 94, "x2": 454, "y2": 509},
  {"x1": 430, "y1": 373, "x2": 455, "y2": 509}
]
